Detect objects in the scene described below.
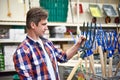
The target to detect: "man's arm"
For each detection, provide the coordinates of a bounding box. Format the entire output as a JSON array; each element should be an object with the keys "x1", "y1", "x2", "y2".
[
  {"x1": 13, "y1": 48, "x2": 34, "y2": 80},
  {"x1": 66, "y1": 35, "x2": 86, "y2": 60}
]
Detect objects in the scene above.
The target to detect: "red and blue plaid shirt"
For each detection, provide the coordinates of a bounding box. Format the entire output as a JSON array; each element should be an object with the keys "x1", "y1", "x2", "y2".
[{"x1": 13, "y1": 36, "x2": 68, "y2": 80}]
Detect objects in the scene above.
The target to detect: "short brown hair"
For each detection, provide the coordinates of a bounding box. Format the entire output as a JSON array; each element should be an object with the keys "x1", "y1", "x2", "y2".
[{"x1": 26, "y1": 7, "x2": 48, "y2": 29}]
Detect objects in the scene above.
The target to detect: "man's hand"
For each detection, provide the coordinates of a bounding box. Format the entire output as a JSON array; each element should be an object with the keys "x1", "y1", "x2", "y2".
[{"x1": 76, "y1": 35, "x2": 86, "y2": 46}]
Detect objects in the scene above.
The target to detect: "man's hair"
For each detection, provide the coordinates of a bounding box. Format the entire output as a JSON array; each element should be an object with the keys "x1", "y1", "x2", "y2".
[{"x1": 26, "y1": 7, "x2": 48, "y2": 29}]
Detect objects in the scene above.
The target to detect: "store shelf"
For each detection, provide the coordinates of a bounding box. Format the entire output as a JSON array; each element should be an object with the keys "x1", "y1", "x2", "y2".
[
  {"x1": 0, "y1": 38, "x2": 74, "y2": 43},
  {"x1": 0, "y1": 69, "x2": 15, "y2": 72},
  {"x1": 49, "y1": 38, "x2": 73, "y2": 41},
  {"x1": 0, "y1": 21, "x2": 26, "y2": 26},
  {"x1": 48, "y1": 22, "x2": 79, "y2": 27},
  {"x1": 0, "y1": 39, "x2": 22, "y2": 43},
  {"x1": 0, "y1": 21, "x2": 119, "y2": 28},
  {"x1": 96, "y1": 23, "x2": 119, "y2": 28},
  {"x1": 58, "y1": 60, "x2": 102, "y2": 67},
  {"x1": 0, "y1": 21, "x2": 79, "y2": 27}
]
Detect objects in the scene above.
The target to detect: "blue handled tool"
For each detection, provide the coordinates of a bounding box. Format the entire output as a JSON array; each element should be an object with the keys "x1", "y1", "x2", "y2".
[{"x1": 96, "y1": 24, "x2": 106, "y2": 78}]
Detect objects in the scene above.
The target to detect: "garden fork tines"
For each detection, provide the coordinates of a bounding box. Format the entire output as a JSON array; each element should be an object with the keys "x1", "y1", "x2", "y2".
[{"x1": 81, "y1": 22, "x2": 96, "y2": 51}]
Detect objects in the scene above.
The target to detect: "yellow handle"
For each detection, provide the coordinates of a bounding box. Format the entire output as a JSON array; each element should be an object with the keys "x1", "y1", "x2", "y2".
[
  {"x1": 67, "y1": 58, "x2": 82, "y2": 80},
  {"x1": 7, "y1": 0, "x2": 11, "y2": 17}
]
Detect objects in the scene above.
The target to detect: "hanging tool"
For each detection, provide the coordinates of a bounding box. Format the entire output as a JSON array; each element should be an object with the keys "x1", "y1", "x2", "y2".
[
  {"x1": 89, "y1": 0, "x2": 103, "y2": 23},
  {"x1": 103, "y1": 0, "x2": 118, "y2": 24},
  {"x1": 23, "y1": 0, "x2": 26, "y2": 16},
  {"x1": 68, "y1": 22, "x2": 96, "y2": 79},
  {"x1": 114, "y1": 32, "x2": 120, "y2": 76},
  {"x1": 80, "y1": 22, "x2": 89, "y2": 74},
  {"x1": 80, "y1": 22, "x2": 96, "y2": 75},
  {"x1": 28, "y1": 0, "x2": 31, "y2": 9},
  {"x1": 7, "y1": 0, "x2": 11, "y2": 17},
  {"x1": 86, "y1": 22, "x2": 96, "y2": 75},
  {"x1": 67, "y1": 57, "x2": 82, "y2": 80},
  {"x1": 106, "y1": 31, "x2": 117, "y2": 77},
  {"x1": 96, "y1": 25, "x2": 106, "y2": 78},
  {"x1": 99, "y1": 24, "x2": 108, "y2": 77},
  {"x1": 102, "y1": 0, "x2": 113, "y2": 24},
  {"x1": 107, "y1": 32, "x2": 113, "y2": 77},
  {"x1": 70, "y1": 0, "x2": 74, "y2": 23},
  {"x1": 79, "y1": 3, "x2": 83, "y2": 14}
]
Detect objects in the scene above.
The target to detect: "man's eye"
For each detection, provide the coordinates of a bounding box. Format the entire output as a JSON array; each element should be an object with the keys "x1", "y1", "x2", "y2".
[{"x1": 42, "y1": 23, "x2": 47, "y2": 26}]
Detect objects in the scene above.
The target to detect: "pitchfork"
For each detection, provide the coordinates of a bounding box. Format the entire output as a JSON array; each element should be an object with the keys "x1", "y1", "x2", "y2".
[
  {"x1": 67, "y1": 22, "x2": 96, "y2": 80},
  {"x1": 96, "y1": 24, "x2": 106, "y2": 78},
  {"x1": 104, "y1": 30, "x2": 117, "y2": 77},
  {"x1": 80, "y1": 22, "x2": 96, "y2": 75}
]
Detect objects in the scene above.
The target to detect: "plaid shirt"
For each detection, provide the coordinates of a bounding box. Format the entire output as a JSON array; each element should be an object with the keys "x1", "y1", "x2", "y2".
[{"x1": 13, "y1": 36, "x2": 68, "y2": 80}]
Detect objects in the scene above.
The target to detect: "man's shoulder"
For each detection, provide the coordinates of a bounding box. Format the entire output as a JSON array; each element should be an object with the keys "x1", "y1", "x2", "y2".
[{"x1": 14, "y1": 40, "x2": 31, "y2": 56}]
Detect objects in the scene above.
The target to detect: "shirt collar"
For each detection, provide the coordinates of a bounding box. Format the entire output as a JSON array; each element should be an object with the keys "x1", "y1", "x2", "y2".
[{"x1": 26, "y1": 35, "x2": 49, "y2": 45}]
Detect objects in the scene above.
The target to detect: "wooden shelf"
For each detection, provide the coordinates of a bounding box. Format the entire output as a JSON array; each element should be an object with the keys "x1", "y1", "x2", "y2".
[
  {"x1": 0, "y1": 21, "x2": 119, "y2": 27},
  {"x1": 49, "y1": 38, "x2": 73, "y2": 41},
  {"x1": 0, "y1": 38, "x2": 74, "y2": 43},
  {"x1": 0, "y1": 21, "x2": 25, "y2": 26}
]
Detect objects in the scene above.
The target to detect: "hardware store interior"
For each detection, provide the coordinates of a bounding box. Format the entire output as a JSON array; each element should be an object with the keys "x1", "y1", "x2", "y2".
[{"x1": 0, "y1": 0, "x2": 120, "y2": 80}]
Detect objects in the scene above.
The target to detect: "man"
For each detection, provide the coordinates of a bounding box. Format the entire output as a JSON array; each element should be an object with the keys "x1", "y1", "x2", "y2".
[{"x1": 13, "y1": 7, "x2": 86, "y2": 80}]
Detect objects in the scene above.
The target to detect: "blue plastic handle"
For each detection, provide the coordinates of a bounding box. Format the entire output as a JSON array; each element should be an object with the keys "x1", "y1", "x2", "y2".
[
  {"x1": 69, "y1": 31, "x2": 76, "y2": 44},
  {"x1": 87, "y1": 49, "x2": 93, "y2": 56}
]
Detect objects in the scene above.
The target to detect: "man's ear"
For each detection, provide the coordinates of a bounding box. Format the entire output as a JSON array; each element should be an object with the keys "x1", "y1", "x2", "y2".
[{"x1": 30, "y1": 22, "x2": 36, "y2": 29}]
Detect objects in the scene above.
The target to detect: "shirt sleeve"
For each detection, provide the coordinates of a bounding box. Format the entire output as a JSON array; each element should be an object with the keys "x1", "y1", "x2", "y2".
[
  {"x1": 54, "y1": 47, "x2": 68, "y2": 63},
  {"x1": 47, "y1": 41, "x2": 68, "y2": 63},
  {"x1": 13, "y1": 48, "x2": 34, "y2": 80}
]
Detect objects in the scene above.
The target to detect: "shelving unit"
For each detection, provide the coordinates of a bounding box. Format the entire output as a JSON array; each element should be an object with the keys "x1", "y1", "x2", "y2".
[
  {"x1": 0, "y1": 0, "x2": 119, "y2": 76},
  {"x1": 1, "y1": 21, "x2": 120, "y2": 27},
  {"x1": 0, "y1": 23, "x2": 119, "y2": 72}
]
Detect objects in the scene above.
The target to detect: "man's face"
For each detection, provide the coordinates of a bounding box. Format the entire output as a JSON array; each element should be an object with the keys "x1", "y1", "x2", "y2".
[{"x1": 33, "y1": 19, "x2": 48, "y2": 37}]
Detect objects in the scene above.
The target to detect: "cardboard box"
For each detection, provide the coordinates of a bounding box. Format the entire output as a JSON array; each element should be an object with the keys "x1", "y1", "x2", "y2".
[{"x1": 62, "y1": 44, "x2": 73, "y2": 51}]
